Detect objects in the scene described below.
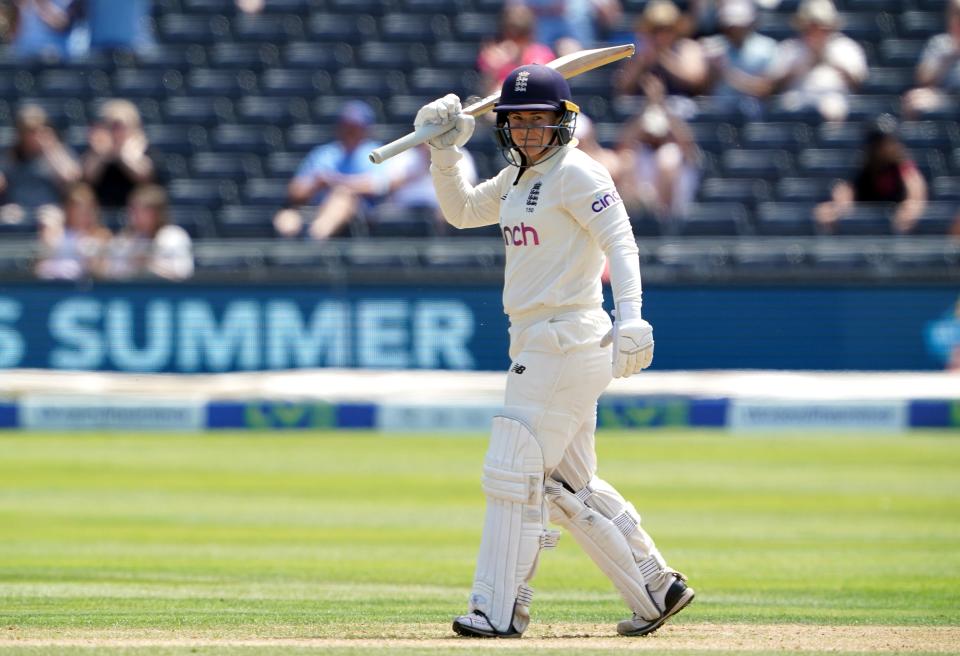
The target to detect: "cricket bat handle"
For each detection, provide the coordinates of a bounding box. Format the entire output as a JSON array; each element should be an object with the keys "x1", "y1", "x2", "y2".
[{"x1": 368, "y1": 123, "x2": 451, "y2": 164}]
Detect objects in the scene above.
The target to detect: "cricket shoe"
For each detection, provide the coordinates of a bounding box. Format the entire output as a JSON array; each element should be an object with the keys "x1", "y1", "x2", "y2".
[
  {"x1": 452, "y1": 611, "x2": 522, "y2": 639},
  {"x1": 616, "y1": 569, "x2": 695, "y2": 637}
]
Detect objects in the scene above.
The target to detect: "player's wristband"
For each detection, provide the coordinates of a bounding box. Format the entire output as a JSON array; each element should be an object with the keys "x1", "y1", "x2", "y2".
[{"x1": 615, "y1": 300, "x2": 643, "y2": 322}]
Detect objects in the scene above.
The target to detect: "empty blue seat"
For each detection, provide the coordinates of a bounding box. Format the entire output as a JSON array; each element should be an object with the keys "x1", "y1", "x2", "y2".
[
  {"x1": 836, "y1": 12, "x2": 892, "y2": 40},
  {"x1": 144, "y1": 124, "x2": 208, "y2": 154},
  {"x1": 113, "y1": 68, "x2": 182, "y2": 98},
  {"x1": 336, "y1": 67, "x2": 405, "y2": 96},
  {"x1": 846, "y1": 95, "x2": 899, "y2": 121},
  {"x1": 684, "y1": 122, "x2": 736, "y2": 153},
  {"x1": 168, "y1": 178, "x2": 238, "y2": 209},
  {"x1": 283, "y1": 42, "x2": 352, "y2": 69},
  {"x1": 879, "y1": 38, "x2": 926, "y2": 66},
  {"x1": 721, "y1": 149, "x2": 793, "y2": 179},
  {"x1": 209, "y1": 42, "x2": 275, "y2": 69},
  {"x1": 898, "y1": 121, "x2": 958, "y2": 150},
  {"x1": 168, "y1": 205, "x2": 214, "y2": 238},
  {"x1": 243, "y1": 178, "x2": 290, "y2": 206},
  {"x1": 154, "y1": 152, "x2": 189, "y2": 180},
  {"x1": 755, "y1": 202, "x2": 816, "y2": 236},
  {"x1": 676, "y1": 202, "x2": 749, "y2": 236},
  {"x1": 308, "y1": 13, "x2": 377, "y2": 43},
  {"x1": 216, "y1": 206, "x2": 276, "y2": 239},
  {"x1": 327, "y1": 0, "x2": 390, "y2": 14},
  {"x1": 755, "y1": 11, "x2": 793, "y2": 39},
  {"x1": 163, "y1": 96, "x2": 233, "y2": 125},
  {"x1": 740, "y1": 122, "x2": 811, "y2": 149},
  {"x1": 233, "y1": 14, "x2": 304, "y2": 42},
  {"x1": 776, "y1": 177, "x2": 833, "y2": 203},
  {"x1": 181, "y1": 0, "x2": 233, "y2": 13},
  {"x1": 932, "y1": 177, "x2": 960, "y2": 201},
  {"x1": 817, "y1": 122, "x2": 865, "y2": 148},
  {"x1": 798, "y1": 149, "x2": 858, "y2": 178},
  {"x1": 211, "y1": 124, "x2": 283, "y2": 154},
  {"x1": 380, "y1": 13, "x2": 449, "y2": 42},
  {"x1": 861, "y1": 67, "x2": 914, "y2": 95},
  {"x1": 454, "y1": 12, "x2": 499, "y2": 40},
  {"x1": 357, "y1": 41, "x2": 428, "y2": 68},
  {"x1": 833, "y1": 203, "x2": 893, "y2": 235},
  {"x1": 432, "y1": 42, "x2": 480, "y2": 68},
  {"x1": 408, "y1": 68, "x2": 473, "y2": 96},
  {"x1": 260, "y1": 68, "x2": 333, "y2": 96},
  {"x1": 367, "y1": 205, "x2": 436, "y2": 237},
  {"x1": 286, "y1": 125, "x2": 336, "y2": 152},
  {"x1": 910, "y1": 202, "x2": 957, "y2": 235},
  {"x1": 899, "y1": 11, "x2": 942, "y2": 38},
  {"x1": 403, "y1": 0, "x2": 459, "y2": 13},
  {"x1": 36, "y1": 70, "x2": 105, "y2": 98},
  {"x1": 186, "y1": 68, "x2": 256, "y2": 97},
  {"x1": 135, "y1": 44, "x2": 206, "y2": 70},
  {"x1": 158, "y1": 14, "x2": 229, "y2": 44},
  {"x1": 698, "y1": 178, "x2": 771, "y2": 207},
  {"x1": 191, "y1": 152, "x2": 262, "y2": 180},
  {"x1": 237, "y1": 96, "x2": 309, "y2": 126},
  {"x1": 265, "y1": 151, "x2": 303, "y2": 177}
]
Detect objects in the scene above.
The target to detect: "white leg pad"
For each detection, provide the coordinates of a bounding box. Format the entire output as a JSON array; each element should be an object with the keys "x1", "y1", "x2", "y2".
[
  {"x1": 468, "y1": 416, "x2": 557, "y2": 634},
  {"x1": 545, "y1": 479, "x2": 661, "y2": 620}
]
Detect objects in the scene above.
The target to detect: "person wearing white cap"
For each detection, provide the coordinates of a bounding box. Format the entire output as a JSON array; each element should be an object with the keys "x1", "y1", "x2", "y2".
[
  {"x1": 701, "y1": 0, "x2": 778, "y2": 115},
  {"x1": 760, "y1": 0, "x2": 867, "y2": 121}
]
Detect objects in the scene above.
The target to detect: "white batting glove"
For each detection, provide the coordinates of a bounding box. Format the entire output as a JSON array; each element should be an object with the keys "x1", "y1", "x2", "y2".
[
  {"x1": 414, "y1": 93, "x2": 475, "y2": 150},
  {"x1": 600, "y1": 302, "x2": 654, "y2": 378}
]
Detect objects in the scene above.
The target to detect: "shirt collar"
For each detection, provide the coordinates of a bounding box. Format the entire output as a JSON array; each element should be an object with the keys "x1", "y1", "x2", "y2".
[{"x1": 529, "y1": 142, "x2": 574, "y2": 176}]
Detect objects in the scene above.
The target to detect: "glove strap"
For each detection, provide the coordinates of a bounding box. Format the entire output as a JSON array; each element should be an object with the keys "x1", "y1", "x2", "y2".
[{"x1": 615, "y1": 300, "x2": 642, "y2": 322}]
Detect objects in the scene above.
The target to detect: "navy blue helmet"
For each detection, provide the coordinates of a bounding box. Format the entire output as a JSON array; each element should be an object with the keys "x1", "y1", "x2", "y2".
[{"x1": 493, "y1": 64, "x2": 579, "y2": 167}]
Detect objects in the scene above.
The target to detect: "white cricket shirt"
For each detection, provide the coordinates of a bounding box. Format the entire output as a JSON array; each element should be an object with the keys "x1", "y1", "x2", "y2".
[{"x1": 430, "y1": 144, "x2": 643, "y2": 324}]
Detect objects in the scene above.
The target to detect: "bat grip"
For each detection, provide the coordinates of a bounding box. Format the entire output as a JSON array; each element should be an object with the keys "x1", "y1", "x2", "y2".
[{"x1": 368, "y1": 123, "x2": 451, "y2": 164}]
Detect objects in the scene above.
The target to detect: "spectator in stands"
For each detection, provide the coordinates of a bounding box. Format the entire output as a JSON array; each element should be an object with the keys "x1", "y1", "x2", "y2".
[
  {"x1": 615, "y1": 0, "x2": 708, "y2": 119},
  {"x1": 235, "y1": 0, "x2": 263, "y2": 13},
  {"x1": 82, "y1": 0, "x2": 153, "y2": 54},
  {"x1": 902, "y1": 0, "x2": 960, "y2": 119},
  {"x1": 573, "y1": 113, "x2": 625, "y2": 187},
  {"x1": 761, "y1": 0, "x2": 867, "y2": 122},
  {"x1": 477, "y1": 5, "x2": 555, "y2": 96},
  {"x1": 9, "y1": 0, "x2": 79, "y2": 61},
  {"x1": 701, "y1": 0, "x2": 779, "y2": 117},
  {"x1": 509, "y1": 0, "x2": 622, "y2": 54},
  {"x1": 99, "y1": 183, "x2": 193, "y2": 281},
  {"x1": 0, "y1": 104, "x2": 81, "y2": 227},
  {"x1": 273, "y1": 100, "x2": 391, "y2": 240},
  {"x1": 617, "y1": 102, "x2": 701, "y2": 220},
  {"x1": 814, "y1": 115, "x2": 928, "y2": 235},
  {"x1": 35, "y1": 181, "x2": 110, "y2": 280},
  {"x1": 373, "y1": 143, "x2": 478, "y2": 233},
  {"x1": 82, "y1": 99, "x2": 155, "y2": 209}
]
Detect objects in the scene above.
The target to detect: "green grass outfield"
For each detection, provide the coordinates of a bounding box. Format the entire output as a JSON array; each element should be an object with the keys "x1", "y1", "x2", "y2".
[{"x1": 0, "y1": 430, "x2": 958, "y2": 655}]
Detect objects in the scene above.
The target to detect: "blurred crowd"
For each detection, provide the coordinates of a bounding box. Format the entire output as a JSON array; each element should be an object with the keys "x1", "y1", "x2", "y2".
[{"x1": 1, "y1": 0, "x2": 959, "y2": 281}]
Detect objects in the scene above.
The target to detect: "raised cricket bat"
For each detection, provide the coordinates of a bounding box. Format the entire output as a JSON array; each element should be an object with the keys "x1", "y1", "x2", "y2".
[{"x1": 368, "y1": 43, "x2": 635, "y2": 164}]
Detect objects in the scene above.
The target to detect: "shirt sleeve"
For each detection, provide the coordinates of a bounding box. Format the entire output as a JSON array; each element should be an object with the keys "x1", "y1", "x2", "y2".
[
  {"x1": 560, "y1": 156, "x2": 643, "y2": 310},
  {"x1": 293, "y1": 145, "x2": 332, "y2": 182},
  {"x1": 430, "y1": 148, "x2": 506, "y2": 229}
]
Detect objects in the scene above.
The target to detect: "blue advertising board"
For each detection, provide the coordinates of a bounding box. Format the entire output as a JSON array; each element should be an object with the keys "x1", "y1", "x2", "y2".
[{"x1": 0, "y1": 282, "x2": 957, "y2": 372}]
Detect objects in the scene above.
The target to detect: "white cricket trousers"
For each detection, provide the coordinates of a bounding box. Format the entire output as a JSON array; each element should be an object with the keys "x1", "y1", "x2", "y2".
[{"x1": 504, "y1": 305, "x2": 660, "y2": 548}]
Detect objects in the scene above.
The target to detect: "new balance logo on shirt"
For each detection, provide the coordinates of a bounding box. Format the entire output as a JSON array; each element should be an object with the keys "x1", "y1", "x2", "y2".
[{"x1": 511, "y1": 363, "x2": 526, "y2": 374}]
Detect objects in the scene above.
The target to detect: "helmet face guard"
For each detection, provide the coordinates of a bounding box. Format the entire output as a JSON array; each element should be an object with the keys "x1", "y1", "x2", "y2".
[
  {"x1": 494, "y1": 101, "x2": 579, "y2": 167},
  {"x1": 492, "y1": 64, "x2": 580, "y2": 168}
]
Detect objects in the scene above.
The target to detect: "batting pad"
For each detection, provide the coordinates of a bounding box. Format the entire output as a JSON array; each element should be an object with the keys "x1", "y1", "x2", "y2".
[
  {"x1": 545, "y1": 479, "x2": 661, "y2": 620},
  {"x1": 469, "y1": 416, "x2": 555, "y2": 634}
]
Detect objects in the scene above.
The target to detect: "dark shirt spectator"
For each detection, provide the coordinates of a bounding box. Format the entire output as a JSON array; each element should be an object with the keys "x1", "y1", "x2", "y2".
[
  {"x1": 903, "y1": 0, "x2": 960, "y2": 118},
  {"x1": 35, "y1": 181, "x2": 111, "y2": 280},
  {"x1": 0, "y1": 104, "x2": 81, "y2": 225},
  {"x1": 82, "y1": 99, "x2": 155, "y2": 208},
  {"x1": 815, "y1": 116, "x2": 928, "y2": 235}
]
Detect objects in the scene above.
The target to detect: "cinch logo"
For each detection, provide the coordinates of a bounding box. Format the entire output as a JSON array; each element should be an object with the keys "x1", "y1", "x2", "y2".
[
  {"x1": 502, "y1": 222, "x2": 540, "y2": 246},
  {"x1": 591, "y1": 189, "x2": 622, "y2": 213}
]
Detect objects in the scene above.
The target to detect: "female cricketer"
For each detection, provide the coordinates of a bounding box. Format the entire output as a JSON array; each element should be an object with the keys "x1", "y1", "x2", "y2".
[{"x1": 414, "y1": 63, "x2": 695, "y2": 639}]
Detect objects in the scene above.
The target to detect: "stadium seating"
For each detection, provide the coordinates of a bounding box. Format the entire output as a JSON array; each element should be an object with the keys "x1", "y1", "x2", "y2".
[{"x1": 0, "y1": 0, "x2": 955, "y2": 256}]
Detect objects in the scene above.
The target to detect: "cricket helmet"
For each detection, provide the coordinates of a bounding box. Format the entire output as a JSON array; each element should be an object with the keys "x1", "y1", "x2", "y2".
[{"x1": 493, "y1": 64, "x2": 579, "y2": 167}]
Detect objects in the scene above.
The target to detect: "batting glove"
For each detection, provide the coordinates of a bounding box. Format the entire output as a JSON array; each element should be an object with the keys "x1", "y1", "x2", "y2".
[
  {"x1": 414, "y1": 94, "x2": 475, "y2": 150},
  {"x1": 600, "y1": 302, "x2": 654, "y2": 378}
]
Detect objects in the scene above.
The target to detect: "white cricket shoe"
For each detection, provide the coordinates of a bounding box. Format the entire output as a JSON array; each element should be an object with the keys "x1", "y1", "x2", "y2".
[
  {"x1": 616, "y1": 570, "x2": 695, "y2": 637},
  {"x1": 451, "y1": 611, "x2": 522, "y2": 639}
]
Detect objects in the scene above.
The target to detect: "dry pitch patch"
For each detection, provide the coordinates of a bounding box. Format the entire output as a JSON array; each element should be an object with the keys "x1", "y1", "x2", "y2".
[{"x1": 3, "y1": 624, "x2": 959, "y2": 652}]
